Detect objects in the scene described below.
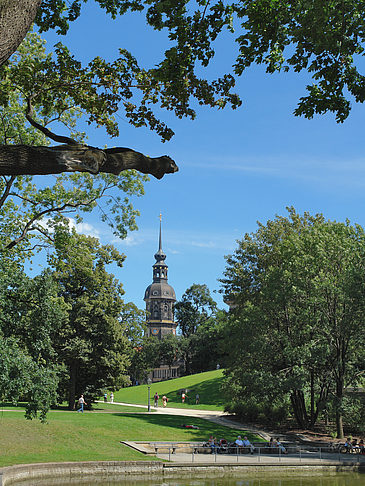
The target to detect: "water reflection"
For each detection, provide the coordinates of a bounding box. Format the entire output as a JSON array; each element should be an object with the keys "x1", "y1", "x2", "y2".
[{"x1": 20, "y1": 473, "x2": 363, "y2": 486}]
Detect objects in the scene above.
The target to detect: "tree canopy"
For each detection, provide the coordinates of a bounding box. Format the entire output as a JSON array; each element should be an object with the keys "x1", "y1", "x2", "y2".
[
  {"x1": 221, "y1": 208, "x2": 365, "y2": 437},
  {"x1": 3, "y1": 0, "x2": 365, "y2": 132},
  {"x1": 48, "y1": 229, "x2": 130, "y2": 409}
]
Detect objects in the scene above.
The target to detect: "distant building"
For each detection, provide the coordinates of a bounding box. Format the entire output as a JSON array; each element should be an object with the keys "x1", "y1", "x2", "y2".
[{"x1": 144, "y1": 215, "x2": 179, "y2": 382}]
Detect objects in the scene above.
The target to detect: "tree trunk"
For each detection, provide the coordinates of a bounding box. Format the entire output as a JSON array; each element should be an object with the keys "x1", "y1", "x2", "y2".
[
  {"x1": 290, "y1": 389, "x2": 309, "y2": 429},
  {"x1": 68, "y1": 361, "x2": 77, "y2": 410},
  {"x1": 310, "y1": 370, "x2": 315, "y2": 426},
  {"x1": 336, "y1": 411, "x2": 344, "y2": 439},
  {"x1": 0, "y1": 145, "x2": 178, "y2": 179},
  {"x1": 335, "y1": 380, "x2": 345, "y2": 439},
  {"x1": 0, "y1": 0, "x2": 41, "y2": 67}
]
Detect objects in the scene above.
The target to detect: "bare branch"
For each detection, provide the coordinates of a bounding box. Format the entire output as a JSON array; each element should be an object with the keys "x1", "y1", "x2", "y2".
[{"x1": 0, "y1": 174, "x2": 16, "y2": 209}]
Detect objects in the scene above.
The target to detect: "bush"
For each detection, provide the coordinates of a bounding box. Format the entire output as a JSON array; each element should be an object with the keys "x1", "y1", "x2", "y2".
[
  {"x1": 225, "y1": 399, "x2": 289, "y2": 426},
  {"x1": 342, "y1": 396, "x2": 365, "y2": 435}
]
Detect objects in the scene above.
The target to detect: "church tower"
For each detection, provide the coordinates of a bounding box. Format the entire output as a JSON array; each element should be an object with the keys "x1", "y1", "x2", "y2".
[{"x1": 144, "y1": 215, "x2": 177, "y2": 339}]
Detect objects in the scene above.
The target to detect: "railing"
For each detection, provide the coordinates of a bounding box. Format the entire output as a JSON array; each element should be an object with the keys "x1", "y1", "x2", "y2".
[{"x1": 152, "y1": 445, "x2": 365, "y2": 463}]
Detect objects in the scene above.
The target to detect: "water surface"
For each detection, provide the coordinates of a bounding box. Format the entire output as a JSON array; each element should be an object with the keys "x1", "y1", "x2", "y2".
[{"x1": 26, "y1": 473, "x2": 363, "y2": 486}]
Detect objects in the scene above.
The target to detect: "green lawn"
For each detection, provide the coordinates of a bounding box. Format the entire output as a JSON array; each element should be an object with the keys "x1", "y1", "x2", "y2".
[
  {"x1": 113, "y1": 369, "x2": 226, "y2": 410},
  {"x1": 0, "y1": 410, "x2": 257, "y2": 466}
]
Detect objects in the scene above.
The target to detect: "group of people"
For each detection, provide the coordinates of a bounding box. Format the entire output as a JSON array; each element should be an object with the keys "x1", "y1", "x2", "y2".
[
  {"x1": 153, "y1": 392, "x2": 168, "y2": 407},
  {"x1": 152, "y1": 391, "x2": 200, "y2": 407},
  {"x1": 267, "y1": 437, "x2": 287, "y2": 454},
  {"x1": 344, "y1": 438, "x2": 365, "y2": 454},
  {"x1": 182, "y1": 392, "x2": 200, "y2": 404},
  {"x1": 103, "y1": 392, "x2": 114, "y2": 403},
  {"x1": 206, "y1": 435, "x2": 255, "y2": 454}
]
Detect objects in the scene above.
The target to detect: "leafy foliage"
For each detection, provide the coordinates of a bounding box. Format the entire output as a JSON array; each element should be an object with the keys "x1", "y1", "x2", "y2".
[
  {"x1": 221, "y1": 208, "x2": 365, "y2": 436},
  {"x1": 0, "y1": 258, "x2": 62, "y2": 421},
  {"x1": 31, "y1": 1, "x2": 365, "y2": 125},
  {"x1": 48, "y1": 229, "x2": 130, "y2": 408},
  {"x1": 175, "y1": 284, "x2": 226, "y2": 375},
  {"x1": 175, "y1": 283, "x2": 217, "y2": 338},
  {"x1": 0, "y1": 33, "x2": 147, "y2": 255}
]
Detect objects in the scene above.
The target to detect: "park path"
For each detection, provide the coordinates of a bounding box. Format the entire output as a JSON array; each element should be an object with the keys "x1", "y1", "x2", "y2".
[{"x1": 100, "y1": 401, "x2": 270, "y2": 439}]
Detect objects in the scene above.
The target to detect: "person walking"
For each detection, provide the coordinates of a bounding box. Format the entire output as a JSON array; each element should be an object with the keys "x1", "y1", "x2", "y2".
[
  {"x1": 195, "y1": 393, "x2": 200, "y2": 405},
  {"x1": 110, "y1": 392, "x2": 114, "y2": 403},
  {"x1": 154, "y1": 392, "x2": 159, "y2": 407},
  {"x1": 77, "y1": 394, "x2": 87, "y2": 413},
  {"x1": 162, "y1": 395, "x2": 168, "y2": 407}
]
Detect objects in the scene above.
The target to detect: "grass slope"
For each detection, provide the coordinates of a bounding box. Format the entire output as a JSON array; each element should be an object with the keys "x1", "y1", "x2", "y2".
[
  {"x1": 113, "y1": 369, "x2": 225, "y2": 410},
  {"x1": 0, "y1": 410, "x2": 255, "y2": 467}
]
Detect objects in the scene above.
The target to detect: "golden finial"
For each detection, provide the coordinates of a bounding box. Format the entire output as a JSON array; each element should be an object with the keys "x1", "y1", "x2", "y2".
[{"x1": 159, "y1": 212, "x2": 162, "y2": 222}]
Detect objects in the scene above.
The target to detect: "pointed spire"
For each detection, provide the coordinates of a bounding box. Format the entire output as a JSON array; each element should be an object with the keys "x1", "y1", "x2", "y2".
[
  {"x1": 154, "y1": 212, "x2": 166, "y2": 267},
  {"x1": 159, "y1": 212, "x2": 162, "y2": 251}
]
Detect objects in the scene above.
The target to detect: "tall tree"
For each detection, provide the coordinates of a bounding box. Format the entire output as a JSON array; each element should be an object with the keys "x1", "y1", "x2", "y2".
[
  {"x1": 48, "y1": 228, "x2": 130, "y2": 409},
  {"x1": 221, "y1": 208, "x2": 365, "y2": 437},
  {"x1": 175, "y1": 284, "x2": 217, "y2": 338},
  {"x1": 0, "y1": 257, "x2": 62, "y2": 420},
  {"x1": 175, "y1": 283, "x2": 219, "y2": 374}
]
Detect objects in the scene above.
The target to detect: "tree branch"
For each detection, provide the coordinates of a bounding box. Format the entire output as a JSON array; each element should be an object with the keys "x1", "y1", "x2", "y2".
[
  {"x1": 4, "y1": 197, "x2": 100, "y2": 249},
  {"x1": 0, "y1": 144, "x2": 178, "y2": 179},
  {"x1": 0, "y1": 175, "x2": 16, "y2": 209},
  {"x1": 26, "y1": 98, "x2": 78, "y2": 145}
]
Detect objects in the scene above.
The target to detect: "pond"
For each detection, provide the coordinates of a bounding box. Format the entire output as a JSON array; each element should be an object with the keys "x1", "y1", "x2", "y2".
[{"x1": 17, "y1": 473, "x2": 364, "y2": 486}]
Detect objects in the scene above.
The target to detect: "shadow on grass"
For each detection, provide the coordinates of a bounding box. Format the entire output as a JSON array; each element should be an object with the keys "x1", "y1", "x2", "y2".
[{"x1": 109, "y1": 412, "x2": 256, "y2": 442}]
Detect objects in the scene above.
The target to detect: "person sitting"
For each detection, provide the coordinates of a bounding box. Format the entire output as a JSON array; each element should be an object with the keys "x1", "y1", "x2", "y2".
[
  {"x1": 219, "y1": 438, "x2": 228, "y2": 453},
  {"x1": 276, "y1": 438, "x2": 287, "y2": 454},
  {"x1": 351, "y1": 439, "x2": 359, "y2": 452},
  {"x1": 267, "y1": 437, "x2": 275, "y2": 449},
  {"x1": 359, "y1": 439, "x2": 364, "y2": 454},
  {"x1": 242, "y1": 436, "x2": 255, "y2": 454},
  {"x1": 235, "y1": 435, "x2": 244, "y2": 453},
  {"x1": 208, "y1": 435, "x2": 218, "y2": 453},
  {"x1": 344, "y1": 438, "x2": 353, "y2": 453}
]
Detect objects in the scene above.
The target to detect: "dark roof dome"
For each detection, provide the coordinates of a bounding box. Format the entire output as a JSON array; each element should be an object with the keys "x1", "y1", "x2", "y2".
[
  {"x1": 144, "y1": 281, "x2": 176, "y2": 301},
  {"x1": 154, "y1": 248, "x2": 166, "y2": 262}
]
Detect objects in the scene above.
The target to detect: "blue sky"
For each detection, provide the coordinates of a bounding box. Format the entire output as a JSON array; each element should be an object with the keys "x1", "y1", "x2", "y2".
[{"x1": 39, "y1": 1, "x2": 365, "y2": 310}]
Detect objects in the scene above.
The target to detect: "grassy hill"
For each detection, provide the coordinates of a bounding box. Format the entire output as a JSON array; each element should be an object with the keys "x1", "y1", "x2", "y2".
[
  {"x1": 113, "y1": 369, "x2": 226, "y2": 411},
  {"x1": 0, "y1": 370, "x2": 265, "y2": 467}
]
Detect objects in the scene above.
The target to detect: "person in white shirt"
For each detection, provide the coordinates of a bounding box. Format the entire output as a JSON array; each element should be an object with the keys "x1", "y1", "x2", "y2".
[
  {"x1": 235, "y1": 435, "x2": 244, "y2": 453},
  {"x1": 77, "y1": 394, "x2": 87, "y2": 413},
  {"x1": 242, "y1": 436, "x2": 255, "y2": 454}
]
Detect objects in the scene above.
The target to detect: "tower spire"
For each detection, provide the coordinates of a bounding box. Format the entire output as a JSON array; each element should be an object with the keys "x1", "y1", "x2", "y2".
[{"x1": 159, "y1": 212, "x2": 162, "y2": 251}]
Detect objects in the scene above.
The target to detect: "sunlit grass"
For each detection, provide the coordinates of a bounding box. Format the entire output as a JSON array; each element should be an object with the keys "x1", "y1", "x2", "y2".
[
  {"x1": 0, "y1": 410, "x2": 257, "y2": 466},
  {"x1": 113, "y1": 369, "x2": 225, "y2": 410}
]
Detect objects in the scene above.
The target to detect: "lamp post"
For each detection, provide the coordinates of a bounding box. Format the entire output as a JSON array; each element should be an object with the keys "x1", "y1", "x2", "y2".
[{"x1": 147, "y1": 377, "x2": 152, "y2": 412}]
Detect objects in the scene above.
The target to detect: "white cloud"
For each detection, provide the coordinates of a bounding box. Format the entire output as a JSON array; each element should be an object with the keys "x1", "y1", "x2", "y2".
[
  {"x1": 182, "y1": 154, "x2": 365, "y2": 189},
  {"x1": 111, "y1": 235, "x2": 141, "y2": 247},
  {"x1": 38, "y1": 217, "x2": 100, "y2": 238},
  {"x1": 191, "y1": 240, "x2": 216, "y2": 248}
]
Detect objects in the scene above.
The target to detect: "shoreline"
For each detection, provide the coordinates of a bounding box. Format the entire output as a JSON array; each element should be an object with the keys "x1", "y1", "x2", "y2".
[{"x1": 1, "y1": 460, "x2": 364, "y2": 485}]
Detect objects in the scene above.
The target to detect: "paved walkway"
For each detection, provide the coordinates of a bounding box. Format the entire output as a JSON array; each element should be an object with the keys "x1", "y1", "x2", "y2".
[
  {"x1": 157, "y1": 451, "x2": 365, "y2": 466},
  {"x1": 99, "y1": 400, "x2": 269, "y2": 439}
]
